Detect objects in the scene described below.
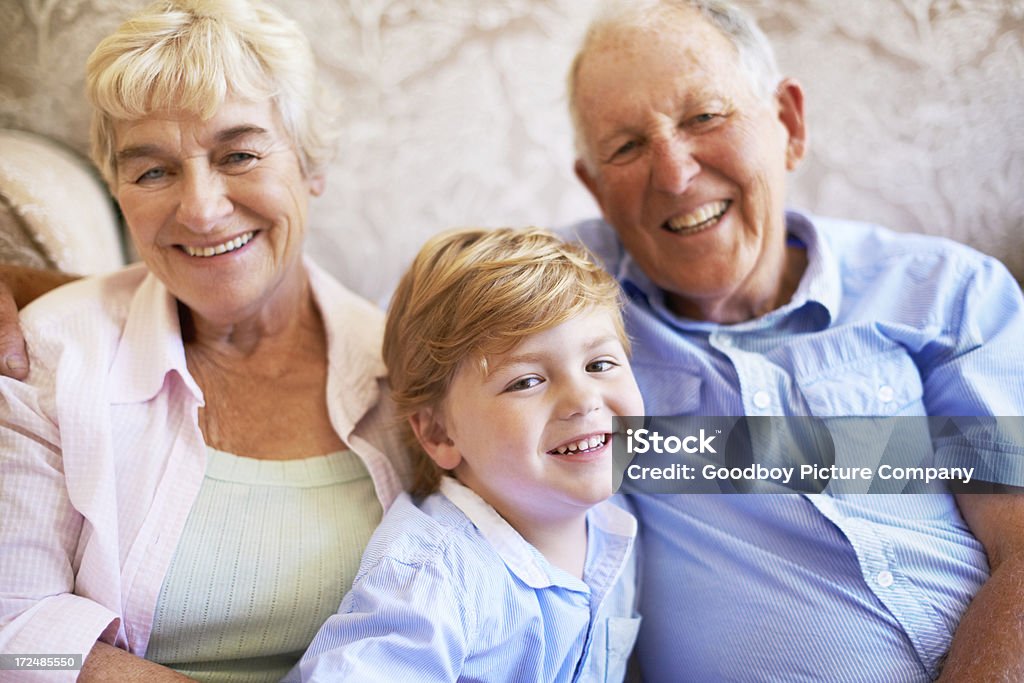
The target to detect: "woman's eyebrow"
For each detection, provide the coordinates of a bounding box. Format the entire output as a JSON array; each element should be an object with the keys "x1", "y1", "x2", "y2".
[
  {"x1": 116, "y1": 144, "x2": 162, "y2": 164},
  {"x1": 216, "y1": 124, "x2": 270, "y2": 143},
  {"x1": 115, "y1": 125, "x2": 272, "y2": 166}
]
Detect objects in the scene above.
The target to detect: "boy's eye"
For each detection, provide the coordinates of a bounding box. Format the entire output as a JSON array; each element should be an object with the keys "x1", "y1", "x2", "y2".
[
  {"x1": 504, "y1": 376, "x2": 544, "y2": 392},
  {"x1": 586, "y1": 359, "x2": 619, "y2": 373}
]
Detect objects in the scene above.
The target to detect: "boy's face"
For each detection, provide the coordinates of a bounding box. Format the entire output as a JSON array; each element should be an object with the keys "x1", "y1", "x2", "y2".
[{"x1": 423, "y1": 307, "x2": 644, "y2": 530}]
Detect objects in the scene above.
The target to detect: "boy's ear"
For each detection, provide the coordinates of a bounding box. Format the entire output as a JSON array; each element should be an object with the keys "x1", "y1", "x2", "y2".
[{"x1": 408, "y1": 408, "x2": 462, "y2": 470}]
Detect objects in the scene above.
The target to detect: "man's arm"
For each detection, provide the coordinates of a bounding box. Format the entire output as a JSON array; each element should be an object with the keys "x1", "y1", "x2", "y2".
[
  {"x1": 0, "y1": 264, "x2": 78, "y2": 379},
  {"x1": 80, "y1": 642, "x2": 195, "y2": 682},
  {"x1": 938, "y1": 493, "x2": 1024, "y2": 681}
]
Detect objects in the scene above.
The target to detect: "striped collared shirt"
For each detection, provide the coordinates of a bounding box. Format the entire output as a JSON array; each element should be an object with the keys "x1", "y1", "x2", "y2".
[
  {"x1": 569, "y1": 211, "x2": 1024, "y2": 682},
  {"x1": 289, "y1": 478, "x2": 639, "y2": 682}
]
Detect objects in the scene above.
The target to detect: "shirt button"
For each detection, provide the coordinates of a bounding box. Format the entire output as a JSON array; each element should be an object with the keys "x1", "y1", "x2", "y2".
[
  {"x1": 878, "y1": 385, "x2": 895, "y2": 403},
  {"x1": 717, "y1": 335, "x2": 733, "y2": 348},
  {"x1": 876, "y1": 570, "x2": 895, "y2": 588},
  {"x1": 753, "y1": 391, "x2": 771, "y2": 410}
]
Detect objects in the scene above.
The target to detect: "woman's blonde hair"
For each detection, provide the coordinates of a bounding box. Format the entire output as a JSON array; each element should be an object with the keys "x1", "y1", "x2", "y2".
[
  {"x1": 383, "y1": 227, "x2": 628, "y2": 497},
  {"x1": 86, "y1": 0, "x2": 336, "y2": 186}
]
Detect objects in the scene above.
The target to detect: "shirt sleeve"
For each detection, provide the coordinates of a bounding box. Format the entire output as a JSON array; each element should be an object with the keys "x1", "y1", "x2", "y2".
[
  {"x1": 288, "y1": 555, "x2": 473, "y2": 683},
  {"x1": 921, "y1": 255, "x2": 1024, "y2": 485},
  {"x1": 0, "y1": 367, "x2": 120, "y2": 668}
]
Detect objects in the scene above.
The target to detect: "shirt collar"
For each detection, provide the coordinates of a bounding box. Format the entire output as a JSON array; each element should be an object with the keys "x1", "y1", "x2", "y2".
[
  {"x1": 107, "y1": 257, "x2": 387, "y2": 413},
  {"x1": 440, "y1": 477, "x2": 555, "y2": 588},
  {"x1": 785, "y1": 210, "x2": 841, "y2": 321},
  {"x1": 619, "y1": 209, "x2": 841, "y2": 330},
  {"x1": 439, "y1": 477, "x2": 635, "y2": 591},
  {"x1": 306, "y1": 258, "x2": 388, "y2": 437},
  {"x1": 108, "y1": 266, "x2": 201, "y2": 405}
]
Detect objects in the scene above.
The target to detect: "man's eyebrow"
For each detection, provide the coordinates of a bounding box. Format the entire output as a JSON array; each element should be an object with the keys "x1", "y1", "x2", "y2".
[{"x1": 115, "y1": 126, "x2": 271, "y2": 165}]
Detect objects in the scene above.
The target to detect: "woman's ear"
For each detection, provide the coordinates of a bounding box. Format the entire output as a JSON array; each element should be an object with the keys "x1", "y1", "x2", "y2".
[{"x1": 409, "y1": 408, "x2": 462, "y2": 470}]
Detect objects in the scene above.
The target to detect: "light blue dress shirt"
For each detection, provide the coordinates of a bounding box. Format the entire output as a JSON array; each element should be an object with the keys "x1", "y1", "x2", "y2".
[
  {"x1": 570, "y1": 211, "x2": 1024, "y2": 682},
  {"x1": 286, "y1": 478, "x2": 640, "y2": 682}
]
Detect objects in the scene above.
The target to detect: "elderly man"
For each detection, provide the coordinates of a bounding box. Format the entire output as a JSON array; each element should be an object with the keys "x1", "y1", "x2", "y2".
[{"x1": 564, "y1": 0, "x2": 1024, "y2": 681}]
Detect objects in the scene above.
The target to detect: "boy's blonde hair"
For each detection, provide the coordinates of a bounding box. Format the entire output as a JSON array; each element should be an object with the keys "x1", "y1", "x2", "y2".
[
  {"x1": 86, "y1": 0, "x2": 336, "y2": 187},
  {"x1": 383, "y1": 227, "x2": 628, "y2": 497}
]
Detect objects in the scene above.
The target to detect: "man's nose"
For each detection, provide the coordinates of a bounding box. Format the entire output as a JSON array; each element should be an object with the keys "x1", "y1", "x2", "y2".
[
  {"x1": 650, "y1": 135, "x2": 699, "y2": 195},
  {"x1": 176, "y1": 166, "x2": 232, "y2": 232}
]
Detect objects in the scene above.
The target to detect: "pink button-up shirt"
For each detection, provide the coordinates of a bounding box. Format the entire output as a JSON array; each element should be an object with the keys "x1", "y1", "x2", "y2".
[{"x1": 0, "y1": 260, "x2": 410, "y2": 679}]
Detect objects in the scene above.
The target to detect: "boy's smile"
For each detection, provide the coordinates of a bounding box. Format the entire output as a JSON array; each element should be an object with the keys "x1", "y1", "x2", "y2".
[{"x1": 430, "y1": 307, "x2": 644, "y2": 537}]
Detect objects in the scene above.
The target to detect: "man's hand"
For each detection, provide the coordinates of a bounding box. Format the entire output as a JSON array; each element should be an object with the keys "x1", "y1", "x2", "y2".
[
  {"x1": 0, "y1": 276, "x2": 28, "y2": 379},
  {"x1": 0, "y1": 264, "x2": 79, "y2": 379}
]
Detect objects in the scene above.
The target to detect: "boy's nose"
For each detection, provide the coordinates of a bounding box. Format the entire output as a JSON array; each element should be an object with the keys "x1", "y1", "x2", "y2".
[{"x1": 558, "y1": 380, "x2": 603, "y2": 420}]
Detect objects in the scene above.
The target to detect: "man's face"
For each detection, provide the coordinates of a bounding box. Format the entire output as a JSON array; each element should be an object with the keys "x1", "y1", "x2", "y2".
[{"x1": 573, "y1": 9, "x2": 806, "y2": 323}]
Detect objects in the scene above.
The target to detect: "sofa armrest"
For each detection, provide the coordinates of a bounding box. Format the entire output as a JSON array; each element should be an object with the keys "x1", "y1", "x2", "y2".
[{"x1": 0, "y1": 129, "x2": 124, "y2": 275}]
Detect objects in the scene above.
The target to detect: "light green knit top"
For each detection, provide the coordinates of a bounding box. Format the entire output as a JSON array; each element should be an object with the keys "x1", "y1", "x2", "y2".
[{"x1": 146, "y1": 447, "x2": 383, "y2": 682}]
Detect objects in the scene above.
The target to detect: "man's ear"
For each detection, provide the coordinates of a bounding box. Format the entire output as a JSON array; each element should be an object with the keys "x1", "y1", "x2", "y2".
[
  {"x1": 408, "y1": 408, "x2": 462, "y2": 470},
  {"x1": 775, "y1": 78, "x2": 808, "y2": 171}
]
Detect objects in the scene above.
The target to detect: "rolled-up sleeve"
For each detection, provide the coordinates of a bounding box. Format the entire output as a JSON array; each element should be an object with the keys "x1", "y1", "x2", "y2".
[
  {"x1": 922, "y1": 256, "x2": 1024, "y2": 486},
  {"x1": 0, "y1": 362, "x2": 119, "y2": 673}
]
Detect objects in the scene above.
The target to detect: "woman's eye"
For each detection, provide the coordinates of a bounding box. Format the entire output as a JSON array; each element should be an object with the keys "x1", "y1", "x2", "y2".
[
  {"x1": 505, "y1": 376, "x2": 543, "y2": 392},
  {"x1": 223, "y1": 152, "x2": 257, "y2": 165},
  {"x1": 136, "y1": 168, "x2": 166, "y2": 183},
  {"x1": 586, "y1": 359, "x2": 619, "y2": 373}
]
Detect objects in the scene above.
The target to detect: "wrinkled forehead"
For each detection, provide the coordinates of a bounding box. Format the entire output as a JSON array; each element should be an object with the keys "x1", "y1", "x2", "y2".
[{"x1": 112, "y1": 97, "x2": 285, "y2": 154}]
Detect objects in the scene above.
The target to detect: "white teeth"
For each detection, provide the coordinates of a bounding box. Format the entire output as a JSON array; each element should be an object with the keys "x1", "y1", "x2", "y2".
[
  {"x1": 552, "y1": 434, "x2": 606, "y2": 455},
  {"x1": 666, "y1": 200, "x2": 729, "y2": 234},
  {"x1": 184, "y1": 231, "x2": 254, "y2": 258}
]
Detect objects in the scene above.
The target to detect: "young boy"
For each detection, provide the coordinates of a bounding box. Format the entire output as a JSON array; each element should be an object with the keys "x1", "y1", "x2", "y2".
[{"x1": 288, "y1": 227, "x2": 644, "y2": 682}]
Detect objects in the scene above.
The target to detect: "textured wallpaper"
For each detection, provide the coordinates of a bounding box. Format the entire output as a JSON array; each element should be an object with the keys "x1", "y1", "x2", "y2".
[{"x1": 1, "y1": 0, "x2": 1021, "y2": 303}]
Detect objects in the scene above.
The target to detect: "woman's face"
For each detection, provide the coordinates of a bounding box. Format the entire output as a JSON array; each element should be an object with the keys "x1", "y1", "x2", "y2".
[{"x1": 113, "y1": 97, "x2": 324, "y2": 325}]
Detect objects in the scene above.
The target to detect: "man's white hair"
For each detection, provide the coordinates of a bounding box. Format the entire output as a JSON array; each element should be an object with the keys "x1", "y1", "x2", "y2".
[{"x1": 567, "y1": 0, "x2": 781, "y2": 172}]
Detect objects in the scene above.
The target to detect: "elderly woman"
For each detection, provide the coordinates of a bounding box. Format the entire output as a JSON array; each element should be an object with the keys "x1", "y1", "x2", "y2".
[{"x1": 0, "y1": 1, "x2": 409, "y2": 680}]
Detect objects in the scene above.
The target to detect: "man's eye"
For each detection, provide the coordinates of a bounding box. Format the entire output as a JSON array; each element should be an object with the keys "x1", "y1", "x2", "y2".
[
  {"x1": 610, "y1": 140, "x2": 640, "y2": 160},
  {"x1": 504, "y1": 376, "x2": 543, "y2": 392},
  {"x1": 586, "y1": 359, "x2": 619, "y2": 373},
  {"x1": 688, "y1": 112, "x2": 725, "y2": 127}
]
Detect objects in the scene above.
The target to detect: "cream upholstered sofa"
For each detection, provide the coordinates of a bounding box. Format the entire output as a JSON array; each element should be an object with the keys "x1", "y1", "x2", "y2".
[
  {"x1": 0, "y1": 130, "x2": 123, "y2": 276},
  {"x1": 1, "y1": 0, "x2": 1021, "y2": 298}
]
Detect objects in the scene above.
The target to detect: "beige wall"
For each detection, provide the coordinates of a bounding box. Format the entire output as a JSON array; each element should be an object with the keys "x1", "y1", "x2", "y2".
[{"x1": 1, "y1": 0, "x2": 1020, "y2": 302}]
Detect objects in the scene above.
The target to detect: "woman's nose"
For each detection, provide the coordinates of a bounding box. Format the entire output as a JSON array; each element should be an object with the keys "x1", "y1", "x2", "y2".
[{"x1": 176, "y1": 167, "x2": 232, "y2": 232}]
